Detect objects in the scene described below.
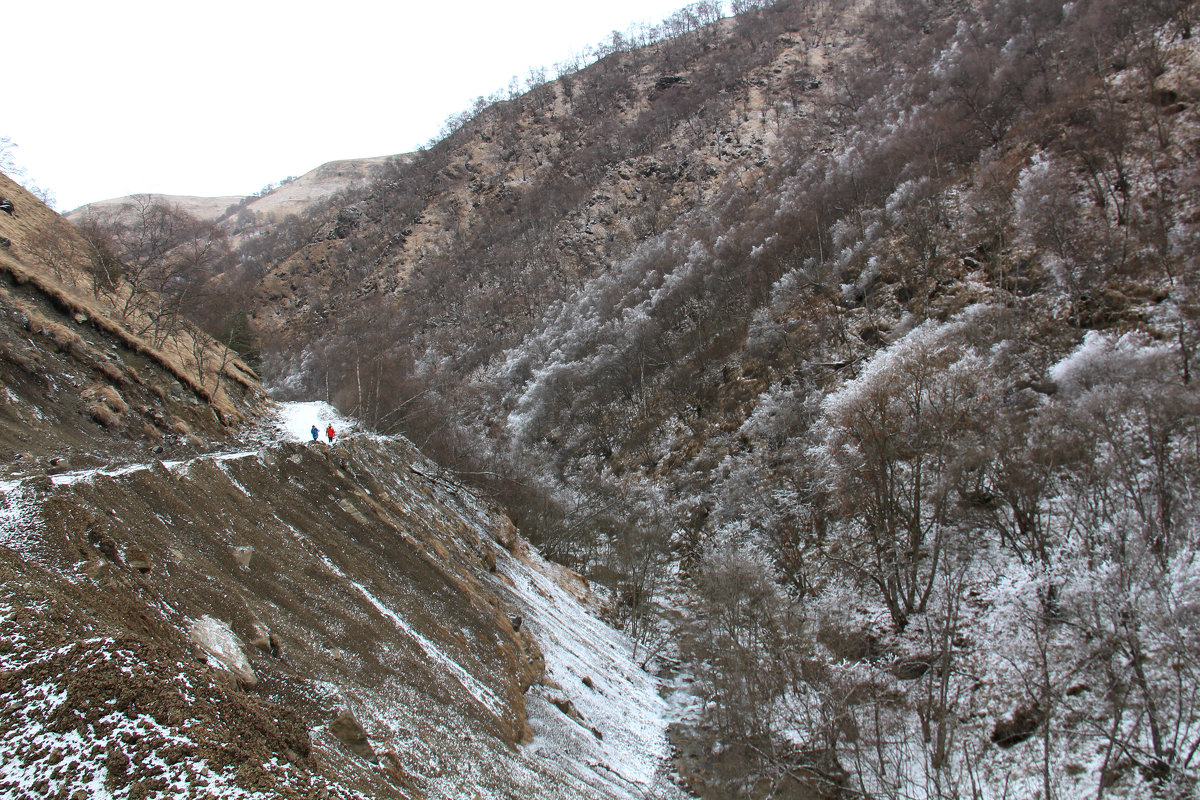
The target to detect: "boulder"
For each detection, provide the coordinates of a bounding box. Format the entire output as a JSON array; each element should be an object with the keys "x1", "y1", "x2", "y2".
[
  {"x1": 992, "y1": 702, "x2": 1044, "y2": 748},
  {"x1": 329, "y1": 709, "x2": 377, "y2": 761},
  {"x1": 125, "y1": 546, "x2": 152, "y2": 573},
  {"x1": 248, "y1": 621, "x2": 272, "y2": 651},
  {"x1": 232, "y1": 545, "x2": 254, "y2": 569},
  {"x1": 548, "y1": 695, "x2": 585, "y2": 723},
  {"x1": 889, "y1": 654, "x2": 937, "y2": 680},
  {"x1": 188, "y1": 615, "x2": 257, "y2": 687},
  {"x1": 491, "y1": 518, "x2": 520, "y2": 552}
]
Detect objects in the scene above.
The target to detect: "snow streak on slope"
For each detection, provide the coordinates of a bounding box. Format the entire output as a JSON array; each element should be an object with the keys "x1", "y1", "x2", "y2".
[
  {"x1": 316, "y1": 551, "x2": 508, "y2": 719},
  {"x1": 495, "y1": 545, "x2": 686, "y2": 799}
]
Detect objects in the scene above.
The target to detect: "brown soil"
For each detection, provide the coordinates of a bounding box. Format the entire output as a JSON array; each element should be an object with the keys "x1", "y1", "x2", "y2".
[{"x1": 0, "y1": 433, "x2": 546, "y2": 799}]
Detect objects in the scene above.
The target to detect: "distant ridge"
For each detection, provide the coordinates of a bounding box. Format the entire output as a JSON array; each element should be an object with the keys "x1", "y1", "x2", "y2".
[
  {"x1": 66, "y1": 152, "x2": 409, "y2": 223},
  {"x1": 65, "y1": 193, "x2": 243, "y2": 223},
  {"x1": 241, "y1": 154, "x2": 410, "y2": 221}
]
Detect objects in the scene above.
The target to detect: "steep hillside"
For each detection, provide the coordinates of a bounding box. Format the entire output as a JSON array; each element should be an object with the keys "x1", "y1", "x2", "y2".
[
  {"x1": 242, "y1": 2, "x2": 831, "y2": 381},
  {"x1": 232, "y1": 0, "x2": 1200, "y2": 542},
  {"x1": 0, "y1": 408, "x2": 686, "y2": 799},
  {"x1": 0, "y1": 172, "x2": 265, "y2": 472}
]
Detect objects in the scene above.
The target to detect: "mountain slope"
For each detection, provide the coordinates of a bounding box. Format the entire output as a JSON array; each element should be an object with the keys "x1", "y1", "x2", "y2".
[
  {"x1": 0, "y1": 406, "x2": 687, "y2": 799},
  {"x1": 0, "y1": 171, "x2": 265, "y2": 471},
  {"x1": 0, "y1": 174, "x2": 689, "y2": 799},
  {"x1": 54, "y1": 0, "x2": 1200, "y2": 794},
  {"x1": 202, "y1": 0, "x2": 1200, "y2": 796}
]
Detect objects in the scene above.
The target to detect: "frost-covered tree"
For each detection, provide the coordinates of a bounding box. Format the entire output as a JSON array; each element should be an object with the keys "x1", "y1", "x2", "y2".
[
  {"x1": 811, "y1": 310, "x2": 998, "y2": 631},
  {"x1": 685, "y1": 538, "x2": 795, "y2": 740}
]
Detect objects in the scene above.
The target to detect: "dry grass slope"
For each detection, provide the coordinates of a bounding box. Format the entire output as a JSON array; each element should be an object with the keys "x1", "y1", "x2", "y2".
[{"x1": 0, "y1": 172, "x2": 262, "y2": 424}]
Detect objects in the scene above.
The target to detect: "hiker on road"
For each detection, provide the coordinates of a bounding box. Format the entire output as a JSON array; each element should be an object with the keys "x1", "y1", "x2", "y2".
[
  {"x1": 326, "y1": 424, "x2": 336, "y2": 444},
  {"x1": 311, "y1": 424, "x2": 319, "y2": 442}
]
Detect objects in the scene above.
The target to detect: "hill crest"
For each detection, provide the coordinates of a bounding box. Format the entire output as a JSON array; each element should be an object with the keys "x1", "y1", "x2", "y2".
[{"x1": 66, "y1": 153, "x2": 408, "y2": 226}]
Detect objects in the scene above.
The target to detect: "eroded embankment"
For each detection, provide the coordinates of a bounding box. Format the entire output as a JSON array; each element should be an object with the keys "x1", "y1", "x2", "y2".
[{"x1": 0, "y1": 428, "x2": 682, "y2": 800}]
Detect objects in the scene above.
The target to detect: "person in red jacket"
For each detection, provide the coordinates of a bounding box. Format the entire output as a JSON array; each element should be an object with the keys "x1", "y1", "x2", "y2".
[{"x1": 326, "y1": 424, "x2": 336, "y2": 443}]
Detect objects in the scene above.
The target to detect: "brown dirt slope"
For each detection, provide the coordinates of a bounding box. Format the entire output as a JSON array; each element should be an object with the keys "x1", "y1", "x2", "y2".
[{"x1": 0, "y1": 433, "x2": 558, "y2": 799}]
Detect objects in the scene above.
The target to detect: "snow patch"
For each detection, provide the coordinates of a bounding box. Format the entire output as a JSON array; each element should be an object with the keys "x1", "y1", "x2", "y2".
[
  {"x1": 274, "y1": 401, "x2": 354, "y2": 442},
  {"x1": 499, "y1": 549, "x2": 684, "y2": 798},
  {"x1": 0, "y1": 484, "x2": 42, "y2": 561}
]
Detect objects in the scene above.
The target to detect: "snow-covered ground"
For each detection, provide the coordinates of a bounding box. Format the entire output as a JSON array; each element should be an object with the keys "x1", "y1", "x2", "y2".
[
  {"x1": 273, "y1": 400, "x2": 354, "y2": 442},
  {"x1": 501, "y1": 551, "x2": 686, "y2": 799}
]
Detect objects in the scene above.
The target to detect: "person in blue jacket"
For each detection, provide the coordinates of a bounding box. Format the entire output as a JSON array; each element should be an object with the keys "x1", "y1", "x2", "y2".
[{"x1": 311, "y1": 424, "x2": 319, "y2": 442}]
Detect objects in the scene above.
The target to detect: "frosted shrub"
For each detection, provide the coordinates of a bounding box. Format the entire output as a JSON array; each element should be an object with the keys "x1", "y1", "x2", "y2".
[
  {"x1": 1051, "y1": 330, "x2": 1200, "y2": 561},
  {"x1": 1024, "y1": 331, "x2": 1200, "y2": 793}
]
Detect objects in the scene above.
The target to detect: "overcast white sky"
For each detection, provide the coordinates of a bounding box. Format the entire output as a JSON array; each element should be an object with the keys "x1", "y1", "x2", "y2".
[{"x1": 6, "y1": 0, "x2": 696, "y2": 212}]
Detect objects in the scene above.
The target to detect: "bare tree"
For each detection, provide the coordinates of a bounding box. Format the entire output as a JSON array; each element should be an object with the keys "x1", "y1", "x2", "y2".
[
  {"x1": 25, "y1": 226, "x2": 82, "y2": 285},
  {"x1": 73, "y1": 217, "x2": 123, "y2": 298},
  {"x1": 81, "y1": 196, "x2": 227, "y2": 345}
]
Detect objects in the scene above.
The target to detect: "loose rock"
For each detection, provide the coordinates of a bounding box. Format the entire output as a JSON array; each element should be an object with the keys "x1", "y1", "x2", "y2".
[
  {"x1": 232, "y1": 545, "x2": 254, "y2": 569},
  {"x1": 329, "y1": 709, "x2": 376, "y2": 761}
]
